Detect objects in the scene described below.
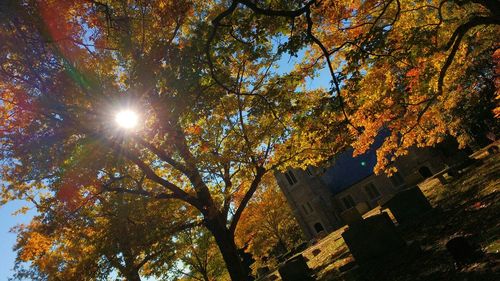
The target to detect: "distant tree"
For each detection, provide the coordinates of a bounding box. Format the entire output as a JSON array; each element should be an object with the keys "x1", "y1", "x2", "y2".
[
  {"x1": 235, "y1": 175, "x2": 304, "y2": 267},
  {"x1": 172, "y1": 227, "x2": 228, "y2": 281}
]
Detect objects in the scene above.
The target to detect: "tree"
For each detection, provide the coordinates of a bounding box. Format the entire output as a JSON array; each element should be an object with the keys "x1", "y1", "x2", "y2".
[
  {"x1": 235, "y1": 174, "x2": 303, "y2": 267},
  {"x1": 0, "y1": 1, "x2": 321, "y2": 280},
  {"x1": 204, "y1": 0, "x2": 499, "y2": 173},
  {"x1": 2, "y1": 1, "x2": 498, "y2": 280},
  {"x1": 172, "y1": 227, "x2": 228, "y2": 281},
  {"x1": 308, "y1": 0, "x2": 500, "y2": 173},
  {"x1": 12, "y1": 179, "x2": 195, "y2": 281}
]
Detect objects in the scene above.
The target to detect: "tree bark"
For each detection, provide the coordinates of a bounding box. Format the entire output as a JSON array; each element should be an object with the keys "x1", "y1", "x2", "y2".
[
  {"x1": 206, "y1": 217, "x2": 248, "y2": 281},
  {"x1": 125, "y1": 270, "x2": 142, "y2": 281},
  {"x1": 202, "y1": 272, "x2": 211, "y2": 281}
]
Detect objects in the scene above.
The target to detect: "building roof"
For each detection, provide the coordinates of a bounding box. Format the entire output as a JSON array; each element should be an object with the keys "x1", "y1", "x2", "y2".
[{"x1": 320, "y1": 133, "x2": 386, "y2": 195}]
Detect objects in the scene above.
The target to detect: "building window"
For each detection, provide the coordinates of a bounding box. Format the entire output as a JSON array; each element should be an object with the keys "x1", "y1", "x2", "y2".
[
  {"x1": 305, "y1": 167, "x2": 314, "y2": 176},
  {"x1": 284, "y1": 170, "x2": 298, "y2": 186},
  {"x1": 342, "y1": 195, "x2": 356, "y2": 209},
  {"x1": 418, "y1": 166, "x2": 433, "y2": 179},
  {"x1": 302, "y1": 202, "x2": 314, "y2": 215},
  {"x1": 306, "y1": 202, "x2": 314, "y2": 213},
  {"x1": 364, "y1": 183, "x2": 381, "y2": 200},
  {"x1": 313, "y1": 222, "x2": 325, "y2": 233},
  {"x1": 390, "y1": 171, "x2": 405, "y2": 187}
]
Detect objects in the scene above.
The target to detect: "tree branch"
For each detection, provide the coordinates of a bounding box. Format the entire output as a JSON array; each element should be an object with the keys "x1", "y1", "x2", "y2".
[{"x1": 229, "y1": 166, "x2": 265, "y2": 234}]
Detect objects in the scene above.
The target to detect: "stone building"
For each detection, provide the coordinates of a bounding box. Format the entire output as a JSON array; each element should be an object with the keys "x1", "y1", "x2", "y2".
[{"x1": 275, "y1": 135, "x2": 468, "y2": 240}]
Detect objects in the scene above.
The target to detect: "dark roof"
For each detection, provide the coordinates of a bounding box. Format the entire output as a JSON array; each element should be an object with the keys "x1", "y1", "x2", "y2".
[{"x1": 320, "y1": 132, "x2": 387, "y2": 195}]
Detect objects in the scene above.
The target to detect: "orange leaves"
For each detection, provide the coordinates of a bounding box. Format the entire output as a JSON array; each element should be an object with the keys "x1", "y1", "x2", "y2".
[
  {"x1": 303, "y1": 0, "x2": 499, "y2": 173},
  {"x1": 406, "y1": 67, "x2": 419, "y2": 78},
  {"x1": 200, "y1": 142, "x2": 210, "y2": 153},
  {"x1": 235, "y1": 175, "x2": 303, "y2": 260},
  {"x1": 185, "y1": 124, "x2": 203, "y2": 136},
  {"x1": 493, "y1": 49, "x2": 500, "y2": 119},
  {"x1": 19, "y1": 231, "x2": 52, "y2": 262}
]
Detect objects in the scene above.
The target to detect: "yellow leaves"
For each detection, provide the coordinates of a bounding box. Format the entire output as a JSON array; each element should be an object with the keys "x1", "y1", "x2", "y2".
[
  {"x1": 12, "y1": 206, "x2": 31, "y2": 215},
  {"x1": 456, "y1": 134, "x2": 472, "y2": 149},
  {"x1": 1, "y1": 2, "x2": 497, "y2": 279},
  {"x1": 158, "y1": 0, "x2": 168, "y2": 9},
  {"x1": 317, "y1": 0, "x2": 497, "y2": 173},
  {"x1": 19, "y1": 232, "x2": 52, "y2": 262}
]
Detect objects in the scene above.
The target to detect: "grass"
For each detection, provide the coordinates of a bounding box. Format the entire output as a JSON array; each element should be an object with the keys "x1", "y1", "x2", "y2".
[{"x1": 296, "y1": 152, "x2": 500, "y2": 280}]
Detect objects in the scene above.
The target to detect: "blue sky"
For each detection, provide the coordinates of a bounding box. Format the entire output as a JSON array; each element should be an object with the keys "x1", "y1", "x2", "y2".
[{"x1": 0, "y1": 200, "x2": 37, "y2": 280}]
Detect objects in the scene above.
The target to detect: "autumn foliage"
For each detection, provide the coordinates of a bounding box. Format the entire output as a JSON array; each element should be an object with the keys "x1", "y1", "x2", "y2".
[
  {"x1": 235, "y1": 175, "x2": 303, "y2": 265},
  {"x1": 0, "y1": 0, "x2": 498, "y2": 280}
]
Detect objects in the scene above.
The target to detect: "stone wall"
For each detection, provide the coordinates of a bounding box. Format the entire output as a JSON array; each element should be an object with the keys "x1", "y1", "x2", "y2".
[
  {"x1": 275, "y1": 146, "x2": 452, "y2": 239},
  {"x1": 275, "y1": 169, "x2": 341, "y2": 240}
]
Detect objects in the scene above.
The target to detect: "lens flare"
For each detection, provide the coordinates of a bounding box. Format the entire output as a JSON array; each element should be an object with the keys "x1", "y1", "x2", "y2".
[{"x1": 115, "y1": 110, "x2": 138, "y2": 129}]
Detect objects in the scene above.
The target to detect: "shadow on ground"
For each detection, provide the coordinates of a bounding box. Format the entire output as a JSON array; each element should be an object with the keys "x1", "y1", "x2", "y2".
[{"x1": 307, "y1": 154, "x2": 500, "y2": 281}]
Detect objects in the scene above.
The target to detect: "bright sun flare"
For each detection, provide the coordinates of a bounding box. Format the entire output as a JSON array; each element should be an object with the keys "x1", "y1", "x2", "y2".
[{"x1": 115, "y1": 110, "x2": 139, "y2": 129}]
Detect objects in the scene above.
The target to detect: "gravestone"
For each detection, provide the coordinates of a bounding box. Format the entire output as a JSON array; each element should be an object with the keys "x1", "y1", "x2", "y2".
[
  {"x1": 267, "y1": 274, "x2": 278, "y2": 280},
  {"x1": 382, "y1": 186, "x2": 432, "y2": 224},
  {"x1": 256, "y1": 266, "x2": 270, "y2": 278},
  {"x1": 278, "y1": 254, "x2": 314, "y2": 281},
  {"x1": 312, "y1": 248, "x2": 321, "y2": 256},
  {"x1": 237, "y1": 246, "x2": 255, "y2": 281},
  {"x1": 295, "y1": 242, "x2": 308, "y2": 253},
  {"x1": 340, "y1": 207, "x2": 363, "y2": 226},
  {"x1": 341, "y1": 213, "x2": 407, "y2": 266},
  {"x1": 355, "y1": 201, "x2": 370, "y2": 214},
  {"x1": 487, "y1": 145, "x2": 499, "y2": 155},
  {"x1": 446, "y1": 236, "x2": 482, "y2": 265}
]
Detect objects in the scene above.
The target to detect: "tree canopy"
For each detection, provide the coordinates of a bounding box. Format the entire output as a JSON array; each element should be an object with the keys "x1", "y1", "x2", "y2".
[{"x1": 13, "y1": 182, "x2": 195, "y2": 281}]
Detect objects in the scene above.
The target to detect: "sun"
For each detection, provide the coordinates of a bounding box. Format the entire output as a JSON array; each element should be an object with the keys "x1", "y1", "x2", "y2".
[{"x1": 115, "y1": 110, "x2": 139, "y2": 129}]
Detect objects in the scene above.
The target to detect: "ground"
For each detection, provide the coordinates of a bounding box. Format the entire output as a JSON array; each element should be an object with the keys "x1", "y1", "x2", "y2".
[{"x1": 292, "y1": 151, "x2": 500, "y2": 280}]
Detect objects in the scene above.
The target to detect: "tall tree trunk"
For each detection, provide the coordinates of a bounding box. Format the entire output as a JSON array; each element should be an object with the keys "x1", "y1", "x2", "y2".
[
  {"x1": 124, "y1": 270, "x2": 142, "y2": 281},
  {"x1": 206, "y1": 217, "x2": 248, "y2": 281},
  {"x1": 276, "y1": 237, "x2": 288, "y2": 254},
  {"x1": 202, "y1": 272, "x2": 210, "y2": 281}
]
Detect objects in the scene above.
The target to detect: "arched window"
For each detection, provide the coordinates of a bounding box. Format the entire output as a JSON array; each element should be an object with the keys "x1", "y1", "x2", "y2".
[
  {"x1": 341, "y1": 195, "x2": 356, "y2": 209},
  {"x1": 313, "y1": 222, "x2": 324, "y2": 233},
  {"x1": 390, "y1": 171, "x2": 405, "y2": 187},
  {"x1": 305, "y1": 167, "x2": 314, "y2": 176},
  {"x1": 284, "y1": 170, "x2": 298, "y2": 186},
  {"x1": 418, "y1": 166, "x2": 433, "y2": 179},
  {"x1": 364, "y1": 183, "x2": 381, "y2": 200}
]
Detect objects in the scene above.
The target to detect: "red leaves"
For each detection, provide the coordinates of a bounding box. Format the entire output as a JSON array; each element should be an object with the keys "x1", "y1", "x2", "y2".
[
  {"x1": 56, "y1": 183, "x2": 80, "y2": 205},
  {"x1": 406, "y1": 68, "x2": 419, "y2": 78},
  {"x1": 37, "y1": 0, "x2": 89, "y2": 64},
  {"x1": 56, "y1": 169, "x2": 99, "y2": 211},
  {"x1": 405, "y1": 67, "x2": 421, "y2": 93}
]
